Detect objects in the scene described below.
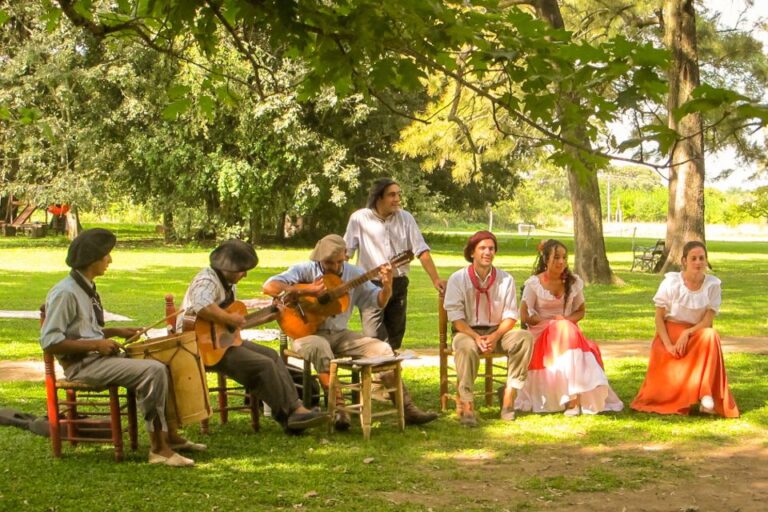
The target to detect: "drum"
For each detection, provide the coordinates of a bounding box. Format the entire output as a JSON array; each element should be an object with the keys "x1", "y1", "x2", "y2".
[{"x1": 126, "y1": 332, "x2": 211, "y2": 426}]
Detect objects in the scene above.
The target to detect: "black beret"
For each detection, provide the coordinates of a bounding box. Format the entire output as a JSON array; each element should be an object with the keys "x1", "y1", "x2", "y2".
[
  {"x1": 66, "y1": 228, "x2": 117, "y2": 269},
  {"x1": 210, "y1": 240, "x2": 258, "y2": 272}
]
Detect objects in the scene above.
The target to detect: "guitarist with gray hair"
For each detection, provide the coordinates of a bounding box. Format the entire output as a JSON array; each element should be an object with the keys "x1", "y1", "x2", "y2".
[
  {"x1": 177, "y1": 239, "x2": 326, "y2": 434},
  {"x1": 263, "y1": 234, "x2": 438, "y2": 431}
]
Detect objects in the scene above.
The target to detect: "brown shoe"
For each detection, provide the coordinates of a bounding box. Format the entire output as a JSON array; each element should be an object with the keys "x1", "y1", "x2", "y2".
[
  {"x1": 395, "y1": 387, "x2": 438, "y2": 426},
  {"x1": 334, "y1": 410, "x2": 351, "y2": 431},
  {"x1": 458, "y1": 401, "x2": 478, "y2": 427}
]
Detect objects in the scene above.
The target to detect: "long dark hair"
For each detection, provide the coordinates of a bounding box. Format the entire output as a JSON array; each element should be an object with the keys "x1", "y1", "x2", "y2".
[
  {"x1": 366, "y1": 178, "x2": 398, "y2": 209},
  {"x1": 533, "y1": 239, "x2": 576, "y2": 312}
]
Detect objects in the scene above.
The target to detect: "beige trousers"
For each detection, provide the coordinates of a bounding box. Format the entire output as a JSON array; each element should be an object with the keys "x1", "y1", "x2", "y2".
[{"x1": 453, "y1": 328, "x2": 534, "y2": 403}]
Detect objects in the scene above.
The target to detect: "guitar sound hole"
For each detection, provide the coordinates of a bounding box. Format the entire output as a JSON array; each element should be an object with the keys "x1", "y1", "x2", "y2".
[{"x1": 318, "y1": 293, "x2": 331, "y2": 305}]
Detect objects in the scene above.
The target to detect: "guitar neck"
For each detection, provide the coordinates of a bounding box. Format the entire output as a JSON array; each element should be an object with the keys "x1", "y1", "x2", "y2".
[
  {"x1": 331, "y1": 266, "x2": 381, "y2": 297},
  {"x1": 242, "y1": 305, "x2": 278, "y2": 329}
]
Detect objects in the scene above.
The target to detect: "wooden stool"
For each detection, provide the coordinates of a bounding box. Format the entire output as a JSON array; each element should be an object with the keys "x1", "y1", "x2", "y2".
[{"x1": 327, "y1": 356, "x2": 405, "y2": 440}]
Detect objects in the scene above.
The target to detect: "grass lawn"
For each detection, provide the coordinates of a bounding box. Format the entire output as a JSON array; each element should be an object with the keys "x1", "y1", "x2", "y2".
[{"x1": 0, "y1": 224, "x2": 766, "y2": 511}]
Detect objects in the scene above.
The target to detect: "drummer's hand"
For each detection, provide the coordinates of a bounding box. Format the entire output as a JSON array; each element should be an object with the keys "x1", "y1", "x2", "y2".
[
  {"x1": 114, "y1": 327, "x2": 140, "y2": 339},
  {"x1": 95, "y1": 339, "x2": 122, "y2": 357}
]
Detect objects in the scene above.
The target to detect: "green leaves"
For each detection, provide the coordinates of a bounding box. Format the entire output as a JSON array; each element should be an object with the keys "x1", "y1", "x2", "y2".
[{"x1": 674, "y1": 84, "x2": 751, "y2": 121}]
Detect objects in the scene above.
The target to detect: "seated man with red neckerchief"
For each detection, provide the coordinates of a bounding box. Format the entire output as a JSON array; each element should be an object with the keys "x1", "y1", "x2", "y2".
[{"x1": 443, "y1": 231, "x2": 534, "y2": 427}]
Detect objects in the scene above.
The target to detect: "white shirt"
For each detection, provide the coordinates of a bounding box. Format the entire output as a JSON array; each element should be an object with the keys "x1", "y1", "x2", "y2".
[
  {"x1": 176, "y1": 267, "x2": 235, "y2": 331},
  {"x1": 343, "y1": 208, "x2": 430, "y2": 277},
  {"x1": 443, "y1": 266, "x2": 519, "y2": 327},
  {"x1": 653, "y1": 272, "x2": 721, "y2": 324}
]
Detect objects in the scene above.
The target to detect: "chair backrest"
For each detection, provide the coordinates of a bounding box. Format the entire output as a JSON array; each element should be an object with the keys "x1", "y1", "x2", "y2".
[
  {"x1": 165, "y1": 294, "x2": 177, "y2": 333},
  {"x1": 652, "y1": 240, "x2": 665, "y2": 254}
]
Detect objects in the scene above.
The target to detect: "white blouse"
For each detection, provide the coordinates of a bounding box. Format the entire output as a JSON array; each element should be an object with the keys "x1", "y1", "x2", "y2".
[
  {"x1": 521, "y1": 274, "x2": 585, "y2": 339},
  {"x1": 653, "y1": 272, "x2": 721, "y2": 324}
]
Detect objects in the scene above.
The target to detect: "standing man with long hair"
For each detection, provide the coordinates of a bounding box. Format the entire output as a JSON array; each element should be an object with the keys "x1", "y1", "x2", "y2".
[{"x1": 343, "y1": 178, "x2": 445, "y2": 351}]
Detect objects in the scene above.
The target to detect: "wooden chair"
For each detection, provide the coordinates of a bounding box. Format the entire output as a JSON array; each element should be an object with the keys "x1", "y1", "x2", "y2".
[
  {"x1": 41, "y1": 307, "x2": 138, "y2": 462},
  {"x1": 327, "y1": 356, "x2": 405, "y2": 440},
  {"x1": 438, "y1": 295, "x2": 510, "y2": 411},
  {"x1": 164, "y1": 295, "x2": 260, "y2": 434}
]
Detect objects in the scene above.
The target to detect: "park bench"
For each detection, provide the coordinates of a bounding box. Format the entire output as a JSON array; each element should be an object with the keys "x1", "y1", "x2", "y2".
[{"x1": 631, "y1": 239, "x2": 665, "y2": 272}]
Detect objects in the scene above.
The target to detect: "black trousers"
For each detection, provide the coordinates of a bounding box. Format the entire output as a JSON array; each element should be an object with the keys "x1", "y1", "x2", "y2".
[
  {"x1": 208, "y1": 341, "x2": 301, "y2": 424},
  {"x1": 361, "y1": 276, "x2": 409, "y2": 350}
]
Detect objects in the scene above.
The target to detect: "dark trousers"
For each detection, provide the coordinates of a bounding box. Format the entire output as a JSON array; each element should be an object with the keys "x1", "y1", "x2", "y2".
[
  {"x1": 208, "y1": 341, "x2": 301, "y2": 425},
  {"x1": 362, "y1": 276, "x2": 409, "y2": 350}
]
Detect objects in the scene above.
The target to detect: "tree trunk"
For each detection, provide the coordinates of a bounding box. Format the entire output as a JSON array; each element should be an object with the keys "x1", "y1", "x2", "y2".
[
  {"x1": 535, "y1": 0, "x2": 615, "y2": 284},
  {"x1": 162, "y1": 211, "x2": 174, "y2": 243},
  {"x1": 658, "y1": 0, "x2": 706, "y2": 272},
  {"x1": 65, "y1": 207, "x2": 80, "y2": 240}
]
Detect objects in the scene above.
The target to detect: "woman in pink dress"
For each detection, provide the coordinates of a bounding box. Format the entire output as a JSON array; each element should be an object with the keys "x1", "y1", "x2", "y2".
[{"x1": 515, "y1": 239, "x2": 623, "y2": 415}]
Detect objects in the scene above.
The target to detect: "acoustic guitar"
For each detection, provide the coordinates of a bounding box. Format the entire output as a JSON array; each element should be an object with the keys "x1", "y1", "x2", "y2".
[
  {"x1": 194, "y1": 301, "x2": 278, "y2": 366},
  {"x1": 276, "y1": 250, "x2": 414, "y2": 339}
]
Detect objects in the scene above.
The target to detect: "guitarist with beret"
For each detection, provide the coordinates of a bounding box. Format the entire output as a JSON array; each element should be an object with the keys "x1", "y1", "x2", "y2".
[
  {"x1": 177, "y1": 240, "x2": 326, "y2": 433},
  {"x1": 263, "y1": 234, "x2": 438, "y2": 431}
]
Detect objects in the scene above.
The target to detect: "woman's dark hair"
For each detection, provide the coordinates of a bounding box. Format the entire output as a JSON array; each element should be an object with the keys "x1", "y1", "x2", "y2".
[
  {"x1": 533, "y1": 239, "x2": 576, "y2": 313},
  {"x1": 366, "y1": 178, "x2": 399, "y2": 209},
  {"x1": 681, "y1": 240, "x2": 712, "y2": 270}
]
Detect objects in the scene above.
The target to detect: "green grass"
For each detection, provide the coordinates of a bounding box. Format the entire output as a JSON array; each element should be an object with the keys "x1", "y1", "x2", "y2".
[
  {"x1": 1, "y1": 224, "x2": 766, "y2": 359},
  {"x1": 0, "y1": 224, "x2": 766, "y2": 510},
  {"x1": 0, "y1": 356, "x2": 766, "y2": 511}
]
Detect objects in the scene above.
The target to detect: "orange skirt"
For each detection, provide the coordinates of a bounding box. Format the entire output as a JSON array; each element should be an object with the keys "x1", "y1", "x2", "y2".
[{"x1": 630, "y1": 321, "x2": 739, "y2": 418}]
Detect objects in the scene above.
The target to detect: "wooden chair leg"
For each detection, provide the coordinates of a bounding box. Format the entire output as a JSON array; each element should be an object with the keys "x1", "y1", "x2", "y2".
[
  {"x1": 327, "y1": 362, "x2": 338, "y2": 434},
  {"x1": 65, "y1": 389, "x2": 78, "y2": 446},
  {"x1": 217, "y1": 373, "x2": 228, "y2": 425},
  {"x1": 248, "y1": 390, "x2": 260, "y2": 432},
  {"x1": 484, "y1": 356, "x2": 494, "y2": 407},
  {"x1": 127, "y1": 390, "x2": 138, "y2": 451},
  {"x1": 302, "y1": 360, "x2": 312, "y2": 406},
  {"x1": 360, "y1": 367, "x2": 372, "y2": 441},
  {"x1": 108, "y1": 387, "x2": 124, "y2": 462},
  {"x1": 394, "y1": 364, "x2": 405, "y2": 433},
  {"x1": 439, "y1": 352, "x2": 449, "y2": 411},
  {"x1": 47, "y1": 392, "x2": 62, "y2": 458}
]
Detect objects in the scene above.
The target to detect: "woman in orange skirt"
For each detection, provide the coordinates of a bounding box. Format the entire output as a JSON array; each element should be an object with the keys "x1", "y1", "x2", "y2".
[{"x1": 631, "y1": 241, "x2": 739, "y2": 418}]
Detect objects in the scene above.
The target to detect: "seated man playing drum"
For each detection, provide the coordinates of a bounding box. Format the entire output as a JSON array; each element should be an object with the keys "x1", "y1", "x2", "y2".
[
  {"x1": 176, "y1": 240, "x2": 327, "y2": 434},
  {"x1": 40, "y1": 229, "x2": 201, "y2": 467}
]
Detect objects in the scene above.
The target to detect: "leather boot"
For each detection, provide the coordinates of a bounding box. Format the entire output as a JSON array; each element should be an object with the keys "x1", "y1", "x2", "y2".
[
  {"x1": 388, "y1": 386, "x2": 438, "y2": 426},
  {"x1": 319, "y1": 372, "x2": 350, "y2": 431}
]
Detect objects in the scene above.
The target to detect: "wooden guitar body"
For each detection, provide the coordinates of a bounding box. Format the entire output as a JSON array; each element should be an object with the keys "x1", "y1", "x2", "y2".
[
  {"x1": 277, "y1": 275, "x2": 350, "y2": 339},
  {"x1": 276, "y1": 251, "x2": 413, "y2": 340},
  {"x1": 195, "y1": 301, "x2": 278, "y2": 366}
]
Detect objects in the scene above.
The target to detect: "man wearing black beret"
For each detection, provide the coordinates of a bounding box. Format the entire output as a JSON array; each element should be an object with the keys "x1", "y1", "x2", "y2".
[
  {"x1": 41, "y1": 228, "x2": 198, "y2": 466},
  {"x1": 177, "y1": 240, "x2": 327, "y2": 433}
]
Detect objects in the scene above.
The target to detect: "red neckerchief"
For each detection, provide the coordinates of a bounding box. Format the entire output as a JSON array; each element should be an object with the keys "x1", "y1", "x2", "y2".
[{"x1": 467, "y1": 265, "x2": 496, "y2": 324}]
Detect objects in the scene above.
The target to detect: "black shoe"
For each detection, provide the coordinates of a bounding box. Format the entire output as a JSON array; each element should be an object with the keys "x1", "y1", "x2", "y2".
[
  {"x1": 286, "y1": 409, "x2": 328, "y2": 431},
  {"x1": 333, "y1": 410, "x2": 351, "y2": 431}
]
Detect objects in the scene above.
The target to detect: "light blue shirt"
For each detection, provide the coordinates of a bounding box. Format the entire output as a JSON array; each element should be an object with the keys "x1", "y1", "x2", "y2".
[
  {"x1": 265, "y1": 261, "x2": 381, "y2": 332},
  {"x1": 40, "y1": 274, "x2": 104, "y2": 361}
]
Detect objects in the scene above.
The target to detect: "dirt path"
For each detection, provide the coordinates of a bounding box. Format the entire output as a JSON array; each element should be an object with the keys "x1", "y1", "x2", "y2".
[
  {"x1": 1, "y1": 337, "x2": 765, "y2": 382},
  {"x1": 381, "y1": 440, "x2": 768, "y2": 511}
]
